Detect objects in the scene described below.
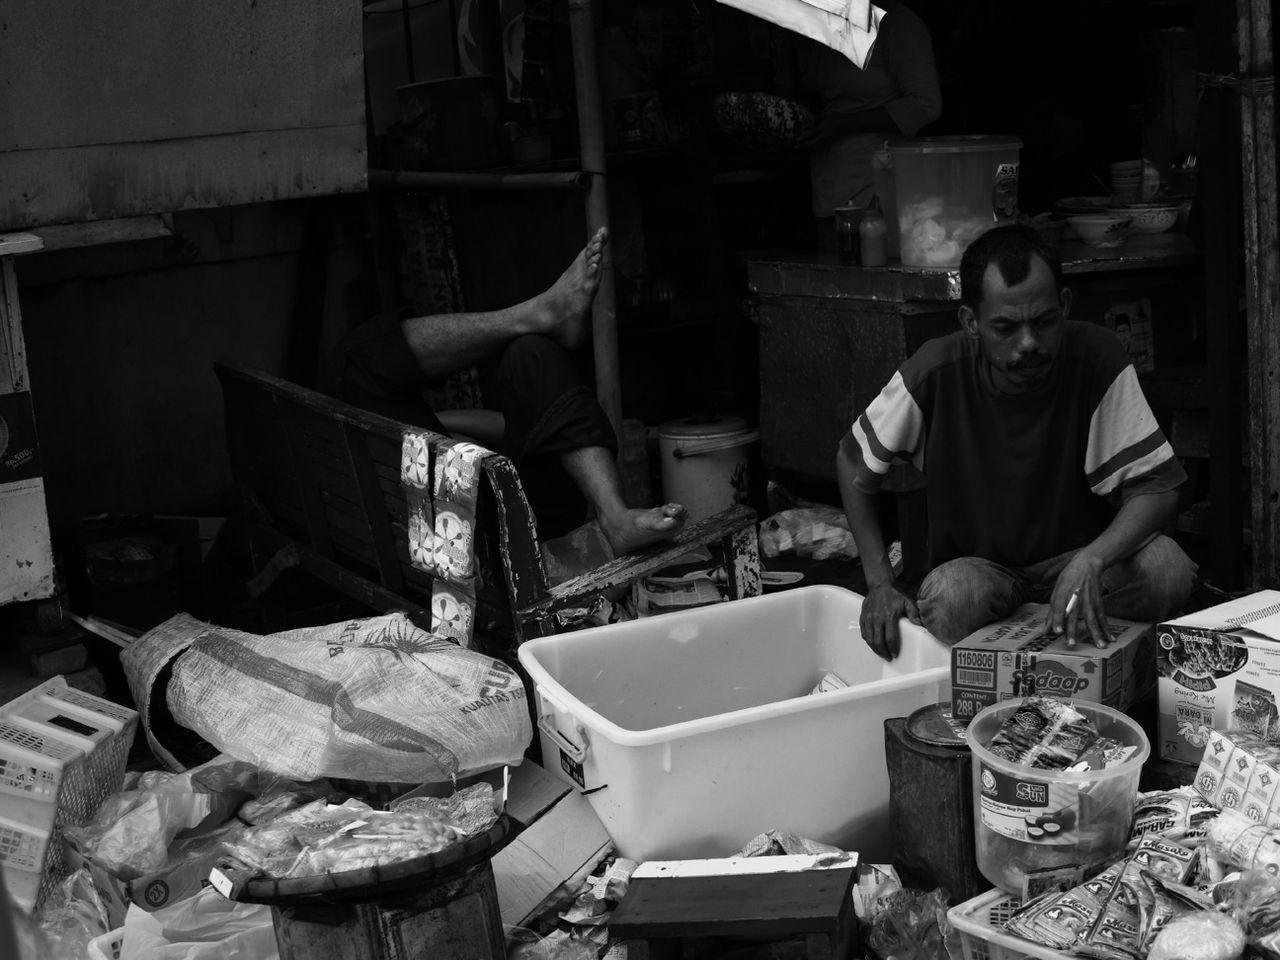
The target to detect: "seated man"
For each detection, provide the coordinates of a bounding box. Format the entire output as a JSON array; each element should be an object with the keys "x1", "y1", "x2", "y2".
[
  {"x1": 332, "y1": 227, "x2": 685, "y2": 555},
  {"x1": 837, "y1": 224, "x2": 1196, "y2": 659}
]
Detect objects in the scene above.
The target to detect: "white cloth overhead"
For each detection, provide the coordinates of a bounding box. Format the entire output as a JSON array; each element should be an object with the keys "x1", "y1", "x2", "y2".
[{"x1": 717, "y1": 0, "x2": 885, "y2": 69}]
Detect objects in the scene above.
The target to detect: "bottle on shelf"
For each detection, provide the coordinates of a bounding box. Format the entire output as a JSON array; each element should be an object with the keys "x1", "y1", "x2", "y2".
[{"x1": 860, "y1": 196, "x2": 888, "y2": 267}]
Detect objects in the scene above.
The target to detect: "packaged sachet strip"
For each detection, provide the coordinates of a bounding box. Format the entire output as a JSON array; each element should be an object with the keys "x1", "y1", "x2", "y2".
[
  {"x1": 1006, "y1": 862, "x2": 1126, "y2": 950},
  {"x1": 1132, "y1": 788, "x2": 1220, "y2": 848},
  {"x1": 1207, "y1": 808, "x2": 1280, "y2": 872},
  {"x1": 1069, "y1": 738, "x2": 1139, "y2": 773},
  {"x1": 1136, "y1": 871, "x2": 1214, "y2": 955},
  {"x1": 987, "y1": 696, "x2": 1099, "y2": 769},
  {"x1": 1074, "y1": 836, "x2": 1199, "y2": 960}
]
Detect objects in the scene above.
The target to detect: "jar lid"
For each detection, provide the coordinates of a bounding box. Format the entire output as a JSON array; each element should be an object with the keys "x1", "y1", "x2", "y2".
[
  {"x1": 905, "y1": 701, "x2": 970, "y2": 748},
  {"x1": 659, "y1": 415, "x2": 749, "y2": 440},
  {"x1": 888, "y1": 135, "x2": 1023, "y2": 155}
]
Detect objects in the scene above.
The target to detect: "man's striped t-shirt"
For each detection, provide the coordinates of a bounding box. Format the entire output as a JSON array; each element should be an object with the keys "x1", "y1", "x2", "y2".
[{"x1": 844, "y1": 321, "x2": 1186, "y2": 568}]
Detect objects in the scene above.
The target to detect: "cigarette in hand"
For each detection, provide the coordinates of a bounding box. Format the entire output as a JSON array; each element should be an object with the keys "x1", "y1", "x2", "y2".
[{"x1": 1065, "y1": 590, "x2": 1079, "y2": 616}]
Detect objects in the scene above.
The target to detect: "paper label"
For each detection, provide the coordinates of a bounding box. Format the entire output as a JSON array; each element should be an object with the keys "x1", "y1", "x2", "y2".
[
  {"x1": 207, "y1": 868, "x2": 234, "y2": 899},
  {"x1": 978, "y1": 762, "x2": 1080, "y2": 845}
]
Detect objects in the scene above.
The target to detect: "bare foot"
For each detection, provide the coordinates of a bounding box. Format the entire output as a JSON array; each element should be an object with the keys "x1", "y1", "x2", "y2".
[
  {"x1": 600, "y1": 503, "x2": 686, "y2": 555},
  {"x1": 532, "y1": 227, "x2": 608, "y2": 350}
]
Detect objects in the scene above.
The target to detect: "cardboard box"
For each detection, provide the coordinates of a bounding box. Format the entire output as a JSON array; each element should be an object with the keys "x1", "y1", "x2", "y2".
[
  {"x1": 951, "y1": 603, "x2": 1156, "y2": 721},
  {"x1": 1157, "y1": 590, "x2": 1280, "y2": 764},
  {"x1": 491, "y1": 761, "x2": 612, "y2": 927}
]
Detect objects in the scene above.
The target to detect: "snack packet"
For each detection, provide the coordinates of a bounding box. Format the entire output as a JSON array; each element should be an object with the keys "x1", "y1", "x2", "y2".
[{"x1": 987, "y1": 696, "x2": 1099, "y2": 770}]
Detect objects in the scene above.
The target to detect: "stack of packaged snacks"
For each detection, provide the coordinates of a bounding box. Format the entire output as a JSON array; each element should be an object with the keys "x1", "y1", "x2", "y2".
[
  {"x1": 1005, "y1": 835, "x2": 1202, "y2": 959},
  {"x1": 1193, "y1": 729, "x2": 1280, "y2": 823}
]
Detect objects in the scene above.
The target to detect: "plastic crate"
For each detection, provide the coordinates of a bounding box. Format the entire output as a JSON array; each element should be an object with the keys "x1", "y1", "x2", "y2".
[
  {"x1": 87, "y1": 926, "x2": 125, "y2": 960},
  {"x1": 948, "y1": 888, "x2": 1073, "y2": 960},
  {"x1": 0, "y1": 677, "x2": 137, "y2": 910}
]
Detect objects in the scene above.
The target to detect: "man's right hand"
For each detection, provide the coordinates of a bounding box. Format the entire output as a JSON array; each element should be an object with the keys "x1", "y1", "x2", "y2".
[{"x1": 861, "y1": 582, "x2": 922, "y2": 661}]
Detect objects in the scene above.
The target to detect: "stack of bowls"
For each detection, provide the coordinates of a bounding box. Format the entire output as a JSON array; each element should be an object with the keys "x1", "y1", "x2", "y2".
[{"x1": 1109, "y1": 160, "x2": 1144, "y2": 204}]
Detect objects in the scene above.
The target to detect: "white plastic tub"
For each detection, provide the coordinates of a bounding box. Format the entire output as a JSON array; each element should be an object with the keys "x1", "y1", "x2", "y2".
[{"x1": 517, "y1": 585, "x2": 950, "y2": 862}]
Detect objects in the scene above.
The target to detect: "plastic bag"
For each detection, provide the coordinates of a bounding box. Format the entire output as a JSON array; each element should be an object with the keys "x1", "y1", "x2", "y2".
[
  {"x1": 864, "y1": 888, "x2": 958, "y2": 960},
  {"x1": 758, "y1": 507, "x2": 857, "y2": 561},
  {"x1": 35, "y1": 868, "x2": 110, "y2": 959},
  {"x1": 64, "y1": 755, "x2": 255, "y2": 879},
  {"x1": 118, "y1": 885, "x2": 276, "y2": 960},
  {"x1": 123, "y1": 612, "x2": 532, "y2": 783}
]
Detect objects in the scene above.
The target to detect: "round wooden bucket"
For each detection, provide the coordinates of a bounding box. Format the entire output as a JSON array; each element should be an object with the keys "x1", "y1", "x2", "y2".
[{"x1": 228, "y1": 817, "x2": 510, "y2": 960}]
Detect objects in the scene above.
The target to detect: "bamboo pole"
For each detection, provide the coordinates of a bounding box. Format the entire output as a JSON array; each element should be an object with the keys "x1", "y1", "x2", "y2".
[
  {"x1": 1237, "y1": 0, "x2": 1280, "y2": 586},
  {"x1": 568, "y1": 0, "x2": 622, "y2": 436}
]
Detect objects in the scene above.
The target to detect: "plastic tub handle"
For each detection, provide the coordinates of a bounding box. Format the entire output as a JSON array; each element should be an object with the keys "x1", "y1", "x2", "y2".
[
  {"x1": 672, "y1": 430, "x2": 760, "y2": 459},
  {"x1": 537, "y1": 713, "x2": 589, "y2": 764}
]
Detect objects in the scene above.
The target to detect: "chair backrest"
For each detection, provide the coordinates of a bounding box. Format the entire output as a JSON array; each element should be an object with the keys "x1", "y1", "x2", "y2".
[{"x1": 214, "y1": 361, "x2": 551, "y2": 645}]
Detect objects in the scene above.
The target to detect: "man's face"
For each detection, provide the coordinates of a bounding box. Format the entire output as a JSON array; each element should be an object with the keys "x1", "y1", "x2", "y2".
[{"x1": 958, "y1": 255, "x2": 1072, "y2": 393}]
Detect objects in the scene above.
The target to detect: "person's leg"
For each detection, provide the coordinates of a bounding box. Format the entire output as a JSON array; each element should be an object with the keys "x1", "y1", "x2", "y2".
[
  {"x1": 1099, "y1": 534, "x2": 1198, "y2": 621},
  {"x1": 399, "y1": 227, "x2": 607, "y2": 379},
  {"x1": 482, "y1": 334, "x2": 686, "y2": 552},
  {"x1": 916, "y1": 557, "x2": 1028, "y2": 645},
  {"x1": 330, "y1": 308, "x2": 449, "y2": 432}
]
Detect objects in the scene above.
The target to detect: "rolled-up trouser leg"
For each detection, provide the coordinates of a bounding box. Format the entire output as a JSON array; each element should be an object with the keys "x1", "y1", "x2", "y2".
[
  {"x1": 481, "y1": 334, "x2": 618, "y2": 539},
  {"x1": 916, "y1": 556, "x2": 1028, "y2": 645}
]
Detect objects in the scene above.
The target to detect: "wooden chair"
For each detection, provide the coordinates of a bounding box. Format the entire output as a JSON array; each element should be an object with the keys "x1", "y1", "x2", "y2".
[{"x1": 214, "y1": 361, "x2": 761, "y2": 648}]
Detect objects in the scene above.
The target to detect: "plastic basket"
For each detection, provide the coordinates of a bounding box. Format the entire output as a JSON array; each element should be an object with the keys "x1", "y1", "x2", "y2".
[
  {"x1": 948, "y1": 888, "x2": 1072, "y2": 960},
  {"x1": 87, "y1": 926, "x2": 125, "y2": 960}
]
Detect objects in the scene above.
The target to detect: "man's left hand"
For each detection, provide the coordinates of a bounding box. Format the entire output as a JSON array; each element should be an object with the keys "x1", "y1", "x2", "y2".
[{"x1": 1046, "y1": 553, "x2": 1107, "y2": 648}]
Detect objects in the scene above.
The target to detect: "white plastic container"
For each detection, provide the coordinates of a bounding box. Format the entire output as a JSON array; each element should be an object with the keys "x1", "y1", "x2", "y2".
[
  {"x1": 658, "y1": 416, "x2": 759, "y2": 523},
  {"x1": 966, "y1": 699, "x2": 1149, "y2": 896},
  {"x1": 517, "y1": 585, "x2": 950, "y2": 862}
]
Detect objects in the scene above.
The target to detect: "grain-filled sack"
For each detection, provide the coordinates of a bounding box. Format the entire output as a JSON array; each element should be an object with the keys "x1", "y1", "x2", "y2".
[{"x1": 123, "y1": 612, "x2": 530, "y2": 782}]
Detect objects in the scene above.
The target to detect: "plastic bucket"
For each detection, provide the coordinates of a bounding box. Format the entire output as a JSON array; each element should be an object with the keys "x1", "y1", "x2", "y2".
[
  {"x1": 966, "y1": 699, "x2": 1149, "y2": 896},
  {"x1": 888, "y1": 135, "x2": 1023, "y2": 269},
  {"x1": 658, "y1": 416, "x2": 758, "y2": 523}
]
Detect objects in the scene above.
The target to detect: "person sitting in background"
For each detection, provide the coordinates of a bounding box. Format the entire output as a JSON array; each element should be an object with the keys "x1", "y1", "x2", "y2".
[
  {"x1": 836, "y1": 224, "x2": 1196, "y2": 659},
  {"x1": 797, "y1": 0, "x2": 942, "y2": 237},
  {"x1": 331, "y1": 227, "x2": 686, "y2": 555}
]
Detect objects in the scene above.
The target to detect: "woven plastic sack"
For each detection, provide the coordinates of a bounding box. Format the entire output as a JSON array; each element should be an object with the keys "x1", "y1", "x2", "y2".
[{"x1": 123, "y1": 612, "x2": 531, "y2": 783}]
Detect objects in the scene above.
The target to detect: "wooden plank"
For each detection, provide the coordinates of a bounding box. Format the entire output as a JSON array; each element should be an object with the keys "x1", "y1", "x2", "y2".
[
  {"x1": 341, "y1": 424, "x2": 406, "y2": 593},
  {"x1": 609, "y1": 868, "x2": 855, "y2": 939},
  {"x1": 1237, "y1": 0, "x2": 1280, "y2": 586},
  {"x1": 0, "y1": 0, "x2": 364, "y2": 228}
]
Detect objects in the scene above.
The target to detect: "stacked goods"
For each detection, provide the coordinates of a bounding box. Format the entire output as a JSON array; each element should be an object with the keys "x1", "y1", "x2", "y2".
[
  {"x1": 1156, "y1": 590, "x2": 1280, "y2": 764},
  {"x1": 968, "y1": 697, "x2": 1150, "y2": 899},
  {"x1": 1192, "y1": 730, "x2": 1280, "y2": 822},
  {"x1": 952, "y1": 788, "x2": 1280, "y2": 960},
  {"x1": 0, "y1": 677, "x2": 137, "y2": 912},
  {"x1": 952, "y1": 604, "x2": 1156, "y2": 721}
]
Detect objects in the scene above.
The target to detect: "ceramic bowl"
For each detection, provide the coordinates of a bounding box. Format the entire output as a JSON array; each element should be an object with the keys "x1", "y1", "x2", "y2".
[
  {"x1": 1054, "y1": 195, "x2": 1112, "y2": 217},
  {"x1": 1105, "y1": 204, "x2": 1178, "y2": 234},
  {"x1": 1067, "y1": 215, "x2": 1130, "y2": 244}
]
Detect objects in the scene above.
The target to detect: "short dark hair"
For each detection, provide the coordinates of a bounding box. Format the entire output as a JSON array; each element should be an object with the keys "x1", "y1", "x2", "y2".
[{"x1": 959, "y1": 224, "x2": 1064, "y2": 310}]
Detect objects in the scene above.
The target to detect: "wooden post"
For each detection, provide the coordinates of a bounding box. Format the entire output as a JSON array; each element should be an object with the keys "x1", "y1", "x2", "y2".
[
  {"x1": 0, "y1": 233, "x2": 55, "y2": 605},
  {"x1": 568, "y1": 0, "x2": 622, "y2": 437},
  {"x1": 1237, "y1": 0, "x2": 1280, "y2": 586},
  {"x1": 1198, "y1": 0, "x2": 1245, "y2": 588}
]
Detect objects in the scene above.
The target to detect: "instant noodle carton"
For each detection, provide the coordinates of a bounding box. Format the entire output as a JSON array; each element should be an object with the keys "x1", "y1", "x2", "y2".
[
  {"x1": 1157, "y1": 590, "x2": 1280, "y2": 764},
  {"x1": 951, "y1": 603, "x2": 1156, "y2": 722}
]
